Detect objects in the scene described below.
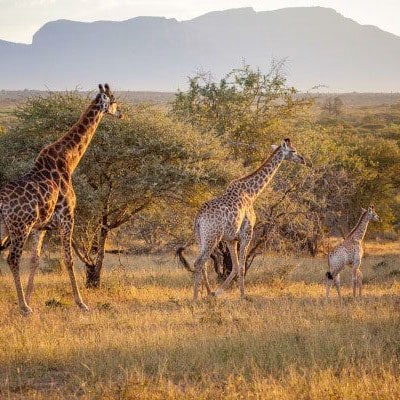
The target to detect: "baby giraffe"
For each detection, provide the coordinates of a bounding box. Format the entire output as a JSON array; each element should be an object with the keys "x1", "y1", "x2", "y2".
[
  {"x1": 325, "y1": 205, "x2": 380, "y2": 302},
  {"x1": 177, "y1": 138, "x2": 306, "y2": 301}
]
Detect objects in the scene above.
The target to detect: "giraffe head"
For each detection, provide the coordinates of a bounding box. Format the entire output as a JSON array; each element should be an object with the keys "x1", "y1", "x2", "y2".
[
  {"x1": 97, "y1": 83, "x2": 122, "y2": 118},
  {"x1": 271, "y1": 138, "x2": 306, "y2": 165},
  {"x1": 362, "y1": 205, "x2": 380, "y2": 222}
]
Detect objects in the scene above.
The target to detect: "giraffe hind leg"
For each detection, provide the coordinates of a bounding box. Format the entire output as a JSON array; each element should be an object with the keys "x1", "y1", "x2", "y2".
[
  {"x1": 202, "y1": 262, "x2": 212, "y2": 295},
  {"x1": 333, "y1": 275, "x2": 342, "y2": 305},
  {"x1": 7, "y1": 232, "x2": 33, "y2": 315},
  {"x1": 25, "y1": 230, "x2": 47, "y2": 304},
  {"x1": 193, "y1": 250, "x2": 212, "y2": 301}
]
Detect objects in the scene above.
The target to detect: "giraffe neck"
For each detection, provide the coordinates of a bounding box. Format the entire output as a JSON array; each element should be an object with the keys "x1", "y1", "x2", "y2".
[
  {"x1": 347, "y1": 212, "x2": 370, "y2": 241},
  {"x1": 49, "y1": 99, "x2": 105, "y2": 173},
  {"x1": 232, "y1": 147, "x2": 285, "y2": 200}
]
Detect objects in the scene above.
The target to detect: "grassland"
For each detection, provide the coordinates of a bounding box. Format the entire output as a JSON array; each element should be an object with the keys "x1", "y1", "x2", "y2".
[{"x1": 0, "y1": 242, "x2": 399, "y2": 399}]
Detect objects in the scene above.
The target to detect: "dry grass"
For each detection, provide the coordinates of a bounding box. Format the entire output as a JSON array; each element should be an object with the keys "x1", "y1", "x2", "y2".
[{"x1": 0, "y1": 243, "x2": 399, "y2": 399}]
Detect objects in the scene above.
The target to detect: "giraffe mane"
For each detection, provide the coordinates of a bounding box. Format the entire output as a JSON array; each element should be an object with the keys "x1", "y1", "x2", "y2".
[
  {"x1": 345, "y1": 209, "x2": 368, "y2": 238},
  {"x1": 236, "y1": 144, "x2": 281, "y2": 182}
]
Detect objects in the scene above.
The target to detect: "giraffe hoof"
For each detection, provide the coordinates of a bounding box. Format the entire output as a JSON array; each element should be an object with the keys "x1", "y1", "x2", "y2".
[
  {"x1": 20, "y1": 305, "x2": 33, "y2": 316},
  {"x1": 78, "y1": 303, "x2": 90, "y2": 312}
]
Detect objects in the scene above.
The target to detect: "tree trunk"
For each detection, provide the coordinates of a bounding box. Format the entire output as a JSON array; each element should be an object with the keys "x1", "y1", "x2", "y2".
[
  {"x1": 85, "y1": 217, "x2": 109, "y2": 289},
  {"x1": 85, "y1": 263, "x2": 100, "y2": 288}
]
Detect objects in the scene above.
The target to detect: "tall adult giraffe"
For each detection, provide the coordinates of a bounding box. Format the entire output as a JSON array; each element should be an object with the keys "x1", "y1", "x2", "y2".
[
  {"x1": 177, "y1": 138, "x2": 306, "y2": 300},
  {"x1": 0, "y1": 84, "x2": 121, "y2": 314}
]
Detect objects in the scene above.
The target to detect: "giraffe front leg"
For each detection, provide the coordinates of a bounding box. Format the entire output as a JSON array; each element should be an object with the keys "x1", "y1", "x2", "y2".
[
  {"x1": 352, "y1": 255, "x2": 362, "y2": 298},
  {"x1": 238, "y1": 230, "x2": 252, "y2": 299},
  {"x1": 59, "y1": 218, "x2": 89, "y2": 311},
  {"x1": 25, "y1": 230, "x2": 46, "y2": 304},
  {"x1": 214, "y1": 241, "x2": 239, "y2": 297},
  {"x1": 7, "y1": 233, "x2": 32, "y2": 315},
  {"x1": 356, "y1": 269, "x2": 363, "y2": 297}
]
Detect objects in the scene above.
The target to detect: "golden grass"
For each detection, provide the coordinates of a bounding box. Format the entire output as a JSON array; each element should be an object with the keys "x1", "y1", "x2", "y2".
[{"x1": 0, "y1": 245, "x2": 399, "y2": 399}]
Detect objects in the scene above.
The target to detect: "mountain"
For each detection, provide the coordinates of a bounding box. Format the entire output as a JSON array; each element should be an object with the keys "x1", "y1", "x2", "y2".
[{"x1": 1, "y1": 7, "x2": 400, "y2": 92}]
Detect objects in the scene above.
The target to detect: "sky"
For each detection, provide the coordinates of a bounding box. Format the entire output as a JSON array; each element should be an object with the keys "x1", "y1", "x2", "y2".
[{"x1": 0, "y1": 0, "x2": 399, "y2": 44}]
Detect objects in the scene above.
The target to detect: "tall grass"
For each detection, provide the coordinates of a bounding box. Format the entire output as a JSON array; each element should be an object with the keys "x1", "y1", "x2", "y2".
[{"x1": 0, "y1": 244, "x2": 399, "y2": 399}]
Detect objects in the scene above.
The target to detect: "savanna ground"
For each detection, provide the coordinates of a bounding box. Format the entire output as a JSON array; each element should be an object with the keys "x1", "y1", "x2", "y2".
[{"x1": 0, "y1": 242, "x2": 399, "y2": 399}]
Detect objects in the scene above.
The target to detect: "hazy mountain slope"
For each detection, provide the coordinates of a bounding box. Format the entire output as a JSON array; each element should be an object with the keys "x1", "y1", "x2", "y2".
[{"x1": 1, "y1": 7, "x2": 399, "y2": 91}]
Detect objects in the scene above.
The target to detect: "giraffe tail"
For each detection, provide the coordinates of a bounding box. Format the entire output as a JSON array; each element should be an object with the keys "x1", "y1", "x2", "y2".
[{"x1": 175, "y1": 246, "x2": 195, "y2": 273}]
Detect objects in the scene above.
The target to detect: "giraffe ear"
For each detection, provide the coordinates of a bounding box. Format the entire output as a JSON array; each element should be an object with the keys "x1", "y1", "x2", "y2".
[
  {"x1": 99, "y1": 84, "x2": 105, "y2": 93},
  {"x1": 271, "y1": 144, "x2": 279, "y2": 151},
  {"x1": 361, "y1": 207, "x2": 367, "y2": 213},
  {"x1": 104, "y1": 83, "x2": 111, "y2": 95}
]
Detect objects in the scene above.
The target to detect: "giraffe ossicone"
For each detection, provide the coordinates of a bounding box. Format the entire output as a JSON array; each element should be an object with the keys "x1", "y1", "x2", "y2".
[
  {"x1": 0, "y1": 83, "x2": 121, "y2": 315},
  {"x1": 177, "y1": 138, "x2": 307, "y2": 301}
]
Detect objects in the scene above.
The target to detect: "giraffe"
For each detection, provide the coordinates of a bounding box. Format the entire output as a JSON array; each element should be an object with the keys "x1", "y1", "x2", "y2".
[
  {"x1": 325, "y1": 205, "x2": 380, "y2": 302},
  {"x1": 177, "y1": 138, "x2": 306, "y2": 301},
  {"x1": 0, "y1": 84, "x2": 121, "y2": 314}
]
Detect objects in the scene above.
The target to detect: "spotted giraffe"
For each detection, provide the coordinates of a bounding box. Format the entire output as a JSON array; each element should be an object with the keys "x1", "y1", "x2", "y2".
[
  {"x1": 0, "y1": 84, "x2": 121, "y2": 314},
  {"x1": 177, "y1": 138, "x2": 306, "y2": 300},
  {"x1": 325, "y1": 205, "x2": 380, "y2": 302}
]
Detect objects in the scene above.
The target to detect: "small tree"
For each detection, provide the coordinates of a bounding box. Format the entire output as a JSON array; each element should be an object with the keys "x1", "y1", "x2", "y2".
[
  {"x1": 322, "y1": 96, "x2": 344, "y2": 117},
  {"x1": 172, "y1": 62, "x2": 311, "y2": 163}
]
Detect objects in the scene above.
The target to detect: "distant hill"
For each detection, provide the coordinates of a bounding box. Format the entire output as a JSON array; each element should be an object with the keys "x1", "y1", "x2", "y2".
[{"x1": 1, "y1": 7, "x2": 400, "y2": 92}]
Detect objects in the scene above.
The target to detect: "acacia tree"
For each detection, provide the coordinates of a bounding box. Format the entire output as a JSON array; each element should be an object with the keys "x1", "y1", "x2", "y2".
[
  {"x1": 322, "y1": 96, "x2": 344, "y2": 117},
  {"x1": 173, "y1": 63, "x2": 312, "y2": 162},
  {"x1": 0, "y1": 93, "x2": 231, "y2": 287}
]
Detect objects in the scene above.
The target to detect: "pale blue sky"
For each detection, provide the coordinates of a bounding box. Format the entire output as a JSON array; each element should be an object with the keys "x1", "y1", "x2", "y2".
[{"x1": 1, "y1": 0, "x2": 398, "y2": 43}]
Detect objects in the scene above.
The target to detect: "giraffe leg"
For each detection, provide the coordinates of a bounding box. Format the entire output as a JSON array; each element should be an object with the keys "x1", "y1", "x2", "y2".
[
  {"x1": 325, "y1": 273, "x2": 333, "y2": 301},
  {"x1": 25, "y1": 230, "x2": 46, "y2": 304},
  {"x1": 202, "y1": 261, "x2": 212, "y2": 295},
  {"x1": 238, "y1": 230, "x2": 252, "y2": 299},
  {"x1": 214, "y1": 241, "x2": 239, "y2": 297},
  {"x1": 351, "y1": 269, "x2": 358, "y2": 298},
  {"x1": 7, "y1": 233, "x2": 32, "y2": 315},
  {"x1": 333, "y1": 274, "x2": 342, "y2": 305},
  {"x1": 352, "y1": 256, "x2": 362, "y2": 298},
  {"x1": 59, "y1": 218, "x2": 89, "y2": 311},
  {"x1": 356, "y1": 269, "x2": 363, "y2": 297},
  {"x1": 193, "y1": 250, "x2": 211, "y2": 301}
]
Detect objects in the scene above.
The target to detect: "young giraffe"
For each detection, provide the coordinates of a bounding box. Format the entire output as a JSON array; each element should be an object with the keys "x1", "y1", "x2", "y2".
[
  {"x1": 325, "y1": 205, "x2": 380, "y2": 302},
  {"x1": 177, "y1": 138, "x2": 306, "y2": 300},
  {"x1": 0, "y1": 84, "x2": 121, "y2": 314}
]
